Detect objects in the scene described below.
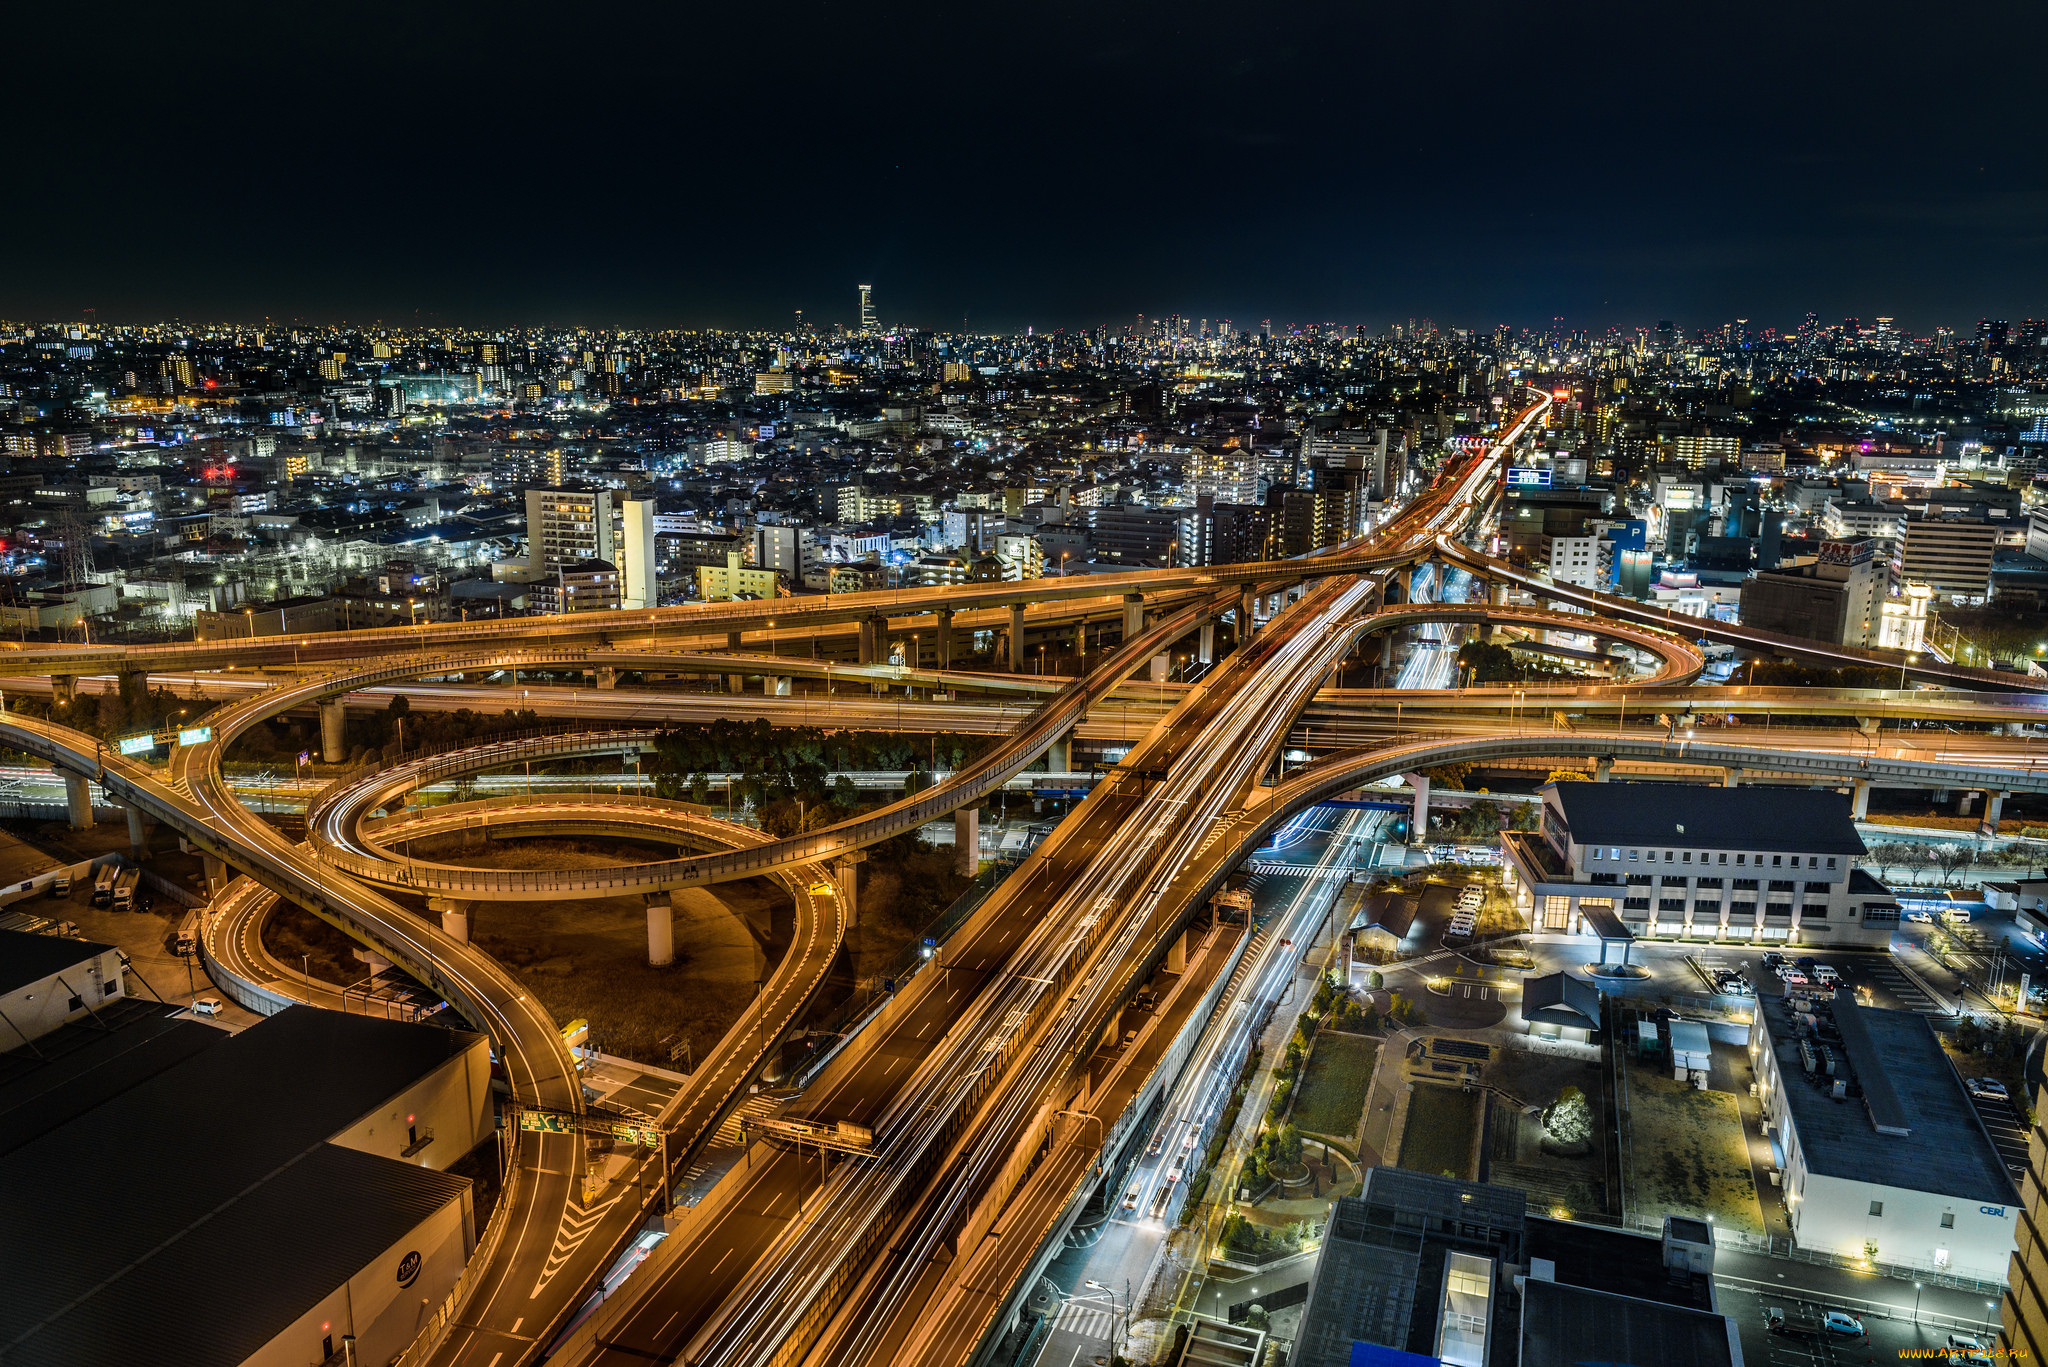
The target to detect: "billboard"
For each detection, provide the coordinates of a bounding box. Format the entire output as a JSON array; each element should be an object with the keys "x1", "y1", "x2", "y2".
[
  {"x1": 117, "y1": 733, "x2": 157, "y2": 756},
  {"x1": 1506, "y1": 467, "x2": 1552, "y2": 487}
]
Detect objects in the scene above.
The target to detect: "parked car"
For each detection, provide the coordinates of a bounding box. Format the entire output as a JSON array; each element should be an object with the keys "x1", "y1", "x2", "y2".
[
  {"x1": 1967, "y1": 1077, "x2": 2009, "y2": 1103},
  {"x1": 1905, "y1": 910, "x2": 1935, "y2": 924},
  {"x1": 1812, "y1": 965, "x2": 1841, "y2": 985},
  {"x1": 1942, "y1": 908, "x2": 1973, "y2": 925},
  {"x1": 1779, "y1": 971, "x2": 1810, "y2": 987},
  {"x1": 1762, "y1": 951, "x2": 1786, "y2": 969},
  {"x1": 1820, "y1": 1309, "x2": 1865, "y2": 1337},
  {"x1": 191, "y1": 997, "x2": 224, "y2": 1017}
]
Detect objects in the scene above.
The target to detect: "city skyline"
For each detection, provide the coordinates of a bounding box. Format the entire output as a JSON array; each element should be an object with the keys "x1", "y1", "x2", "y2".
[{"x1": 4, "y1": 2, "x2": 2042, "y2": 331}]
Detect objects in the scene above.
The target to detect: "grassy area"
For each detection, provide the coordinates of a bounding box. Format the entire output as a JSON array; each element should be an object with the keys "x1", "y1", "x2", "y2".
[
  {"x1": 1623, "y1": 1060, "x2": 1764, "y2": 1235},
  {"x1": 1397, "y1": 1083, "x2": 1480, "y2": 1179},
  {"x1": 1291, "y1": 1032, "x2": 1379, "y2": 1139}
]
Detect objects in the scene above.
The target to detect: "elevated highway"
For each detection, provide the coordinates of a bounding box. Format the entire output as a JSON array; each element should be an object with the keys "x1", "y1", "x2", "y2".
[{"x1": 1432, "y1": 534, "x2": 2048, "y2": 693}]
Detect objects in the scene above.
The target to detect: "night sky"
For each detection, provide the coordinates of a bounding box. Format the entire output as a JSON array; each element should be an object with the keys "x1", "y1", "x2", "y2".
[{"x1": 7, "y1": 1, "x2": 2044, "y2": 334}]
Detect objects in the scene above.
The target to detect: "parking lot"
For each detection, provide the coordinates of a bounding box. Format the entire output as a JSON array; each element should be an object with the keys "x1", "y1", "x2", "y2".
[{"x1": 1716, "y1": 1277, "x2": 1999, "y2": 1367}]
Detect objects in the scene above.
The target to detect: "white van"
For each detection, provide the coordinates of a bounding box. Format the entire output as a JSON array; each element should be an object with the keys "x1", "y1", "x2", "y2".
[{"x1": 1940, "y1": 908, "x2": 1972, "y2": 925}]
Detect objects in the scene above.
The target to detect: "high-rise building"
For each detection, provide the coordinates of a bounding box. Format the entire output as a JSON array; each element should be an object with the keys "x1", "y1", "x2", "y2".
[
  {"x1": 617, "y1": 498, "x2": 657, "y2": 610},
  {"x1": 1740, "y1": 538, "x2": 1886, "y2": 647},
  {"x1": 858, "y1": 284, "x2": 876, "y2": 334},
  {"x1": 526, "y1": 487, "x2": 615, "y2": 575},
  {"x1": 1900, "y1": 512, "x2": 1998, "y2": 604}
]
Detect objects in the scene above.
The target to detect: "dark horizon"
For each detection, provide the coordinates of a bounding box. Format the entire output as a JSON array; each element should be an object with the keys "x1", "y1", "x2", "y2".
[{"x1": 5, "y1": 0, "x2": 2044, "y2": 336}]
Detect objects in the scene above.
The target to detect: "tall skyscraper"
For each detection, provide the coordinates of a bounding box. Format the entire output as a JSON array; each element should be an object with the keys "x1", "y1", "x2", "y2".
[{"x1": 858, "y1": 284, "x2": 876, "y2": 334}]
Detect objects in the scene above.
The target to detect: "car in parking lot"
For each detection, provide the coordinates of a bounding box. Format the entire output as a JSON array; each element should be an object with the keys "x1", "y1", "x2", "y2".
[
  {"x1": 1826, "y1": 1311, "x2": 1875, "y2": 1344},
  {"x1": 1905, "y1": 910, "x2": 1935, "y2": 923},
  {"x1": 1812, "y1": 965, "x2": 1841, "y2": 986},
  {"x1": 191, "y1": 997, "x2": 224, "y2": 1017},
  {"x1": 1820, "y1": 1309, "x2": 1864, "y2": 1338},
  {"x1": 1966, "y1": 1077, "x2": 2009, "y2": 1103},
  {"x1": 1779, "y1": 970, "x2": 1810, "y2": 987},
  {"x1": 1762, "y1": 951, "x2": 1785, "y2": 970}
]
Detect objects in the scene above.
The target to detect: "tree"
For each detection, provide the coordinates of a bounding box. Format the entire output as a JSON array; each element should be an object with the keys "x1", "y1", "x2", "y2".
[
  {"x1": 1932, "y1": 842, "x2": 1978, "y2": 888},
  {"x1": 1893, "y1": 842, "x2": 1936, "y2": 887},
  {"x1": 1421, "y1": 762, "x2": 1474, "y2": 791},
  {"x1": 1545, "y1": 769, "x2": 1591, "y2": 784},
  {"x1": 1541, "y1": 1085, "x2": 1593, "y2": 1146}
]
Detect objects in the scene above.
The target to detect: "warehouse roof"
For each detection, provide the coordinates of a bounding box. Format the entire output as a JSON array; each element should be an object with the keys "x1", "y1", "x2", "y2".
[
  {"x1": 1759, "y1": 995, "x2": 2013, "y2": 1204},
  {"x1": 0, "y1": 926, "x2": 116, "y2": 996},
  {"x1": 1548, "y1": 781, "x2": 1867, "y2": 856},
  {"x1": 0, "y1": 1006, "x2": 483, "y2": 1367}
]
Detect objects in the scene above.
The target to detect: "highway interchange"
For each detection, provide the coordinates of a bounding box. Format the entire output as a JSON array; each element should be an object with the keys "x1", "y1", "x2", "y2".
[{"x1": 12, "y1": 385, "x2": 2048, "y2": 1367}]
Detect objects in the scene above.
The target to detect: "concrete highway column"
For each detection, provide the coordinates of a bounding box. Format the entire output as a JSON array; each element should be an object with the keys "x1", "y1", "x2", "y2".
[
  {"x1": 772, "y1": 676, "x2": 792, "y2": 696},
  {"x1": 726, "y1": 672, "x2": 746, "y2": 695},
  {"x1": 1377, "y1": 633, "x2": 1396, "y2": 683},
  {"x1": 1595, "y1": 758, "x2": 1613, "y2": 782},
  {"x1": 1983, "y1": 790, "x2": 2008, "y2": 837},
  {"x1": 1383, "y1": 574, "x2": 1403, "y2": 607},
  {"x1": 1166, "y1": 927, "x2": 1188, "y2": 973},
  {"x1": 1198, "y1": 622, "x2": 1215, "y2": 665},
  {"x1": 645, "y1": 894, "x2": 674, "y2": 967},
  {"x1": 1404, "y1": 773, "x2": 1430, "y2": 844},
  {"x1": 1850, "y1": 780, "x2": 1871, "y2": 820},
  {"x1": 1722, "y1": 767, "x2": 1743, "y2": 788},
  {"x1": 596, "y1": 667, "x2": 617, "y2": 691},
  {"x1": 319, "y1": 698, "x2": 347, "y2": 764},
  {"x1": 51, "y1": 675, "x2": 76, "y2": 707},
  {"x1": 202, "y1": 855, "x2": 228, "y2": 895},
  {"x1": 833, "y1": 852, "x2": 865, "y2": 928},
  {"x1": 1122, "y1": 594, "x2": 1145, "y2": 641},
  {"x1": 428, "y1": 898, "x2": 472, "y2": 945},
  {"x1": 1048, "y1": 728, "x2": 1072, "y2": 774},
  {"x1": 64, "y1": 774, "x2": 92, "y2": 830},
  {"x1": 1238, "y1": 584, "x2": 1256, "y2": 639},
  {"x1": 953, "y1": 805, "x2": 979, "y2": 878},
  {"x1": 1007, "y1": 604, "x2": 1027, "y2": 672},
  {"x1": 936, "y1": 607, "x2": 954, "y2": 670},
  {"x1": 1149, "y1": 654, "x2": 1170, "y2": 683},
  {"x1": 858, "y1": 616, "x2": 878, "y2": 665},
  {"x1": 727, "y1": 629, "x2": 743, "y2": 651},
  {"x1": 1958, "y1": 789, "x2": 1977, "y2": 817},
  {"x1": 124, "y1": 802, "x2": 145, "y2": 855},
  {"x1": 1490, "y1": 578, "x2": 1508, "y2": 607}
]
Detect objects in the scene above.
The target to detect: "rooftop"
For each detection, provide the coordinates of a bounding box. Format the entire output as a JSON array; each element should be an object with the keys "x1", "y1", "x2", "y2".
[
  {"x1": 0, "y1": 1006, "x2": 485, "y2": 1366},
  {"x1": 1758, "y1": 994, "x2": 2013, "y2": 1204},
  {"x1": 0, "y1": 926, "x2": 116, "y2": 997},
  {"x1": 1549, "y1": 781, "x2": 1867, "y2": 856},
  {"x1": 1519, "y1": 1277, "x2": 1738, "y2": 1367}
]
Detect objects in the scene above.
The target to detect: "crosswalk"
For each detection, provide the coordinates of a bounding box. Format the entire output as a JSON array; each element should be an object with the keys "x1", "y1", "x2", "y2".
[
  {"x1": 1052, "y1": 1299, "x2": 1118, "y2": 1340},
  {"x1": 1247, "y1": 860, "x2": 1363, "y2": 879}
]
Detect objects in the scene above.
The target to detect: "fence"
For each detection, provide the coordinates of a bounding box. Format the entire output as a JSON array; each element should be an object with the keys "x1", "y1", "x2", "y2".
[{"x1": 1618, "y1": 1214, "x2": 2006, "y2": 1300}]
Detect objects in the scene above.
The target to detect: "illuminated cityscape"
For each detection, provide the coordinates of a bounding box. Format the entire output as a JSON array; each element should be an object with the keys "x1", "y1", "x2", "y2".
[{"x1": 3, "y1": 5, "x2": 2048, "y2": 1367}]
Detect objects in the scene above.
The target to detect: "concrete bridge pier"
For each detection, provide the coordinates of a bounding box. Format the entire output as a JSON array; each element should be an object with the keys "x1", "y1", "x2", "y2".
[
  {"x1": 1198, "y1": 621, "x2": 1215, "y2": 665},
  {"x1": 1403, "y1": 772, "x2": 1430, "y2": 843},
  {"x1": 1982, "y1": 789, "x2": 2009, "y2": 837},
  {"x1": 726, "y1": 672, "x2": 746, "y2": 695},
  {"x1": 64, "y1": 774, "x2": 92, "y2": 830},
  {"x1": 1489, "y1": 578, "x2": 1509, "y2": 607},
  {"x1": 954, "y1": 805, "x2": 979, "y2": 878},
  {"x1": 1722, "y1": 766, "x2": 1743, "y2": 788},
  {"x1": 832, "y1": 851, "x2": 865, "y2": 928},
  {"x1": 428, "y1": 897, "x2": 473, "y2": 945},
  {"x1": 1048, "y1": 727, "x2": 1072, "y2": 775},
  {"x1": 727, "y1": 629, "x2": 743, "y2": 651},
  {"x1": 1238, "y1": 584, "x2": 1257, "y2": 639},
  {"x1": 858, "y1": 616, "x2": 881, "y2": 666},
  {"x1": 1850, "y1": 779, "x2": 1871, "y2": 819},
  {"x1": 1958, "y1": 789, "x2": 1977, "y2": 817},
  {"x1": 936, "y1": 607, "x2": 954, "y2": 670},
  {"x1": 645, "y1": 894, "x2": 674, "y2": 966},
  {"x1": 319, "y1": 698, "x2": 347, "y2": 763},
  {"x1": 1122, "y1": 594, "x2": 1145, "y2": 642},
  {"x1": 1149, "y1": 654, "x2": 1170, "y2": 683},
  {"x1": 1007, "y1": 604, "x2": 1027, "y2": 672},
  {"x1": 1595, "y1": 757, "x2": 1613, "y2": 782},
  {"x1": 596, "y1": 667, "x2": 617, "y2": 691},
  {"x1": 772, "y1": 676, "x2": 792, "y2": 696},
  {"x1": 125, "y1": 802, "x2": 145, "y2": 855},
  {"x1": 202, "y1": 854, "x2": 228, "y2": 895},
  {"x1": 51, "y1": 676, "x2": 76, "y2": 708}
]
